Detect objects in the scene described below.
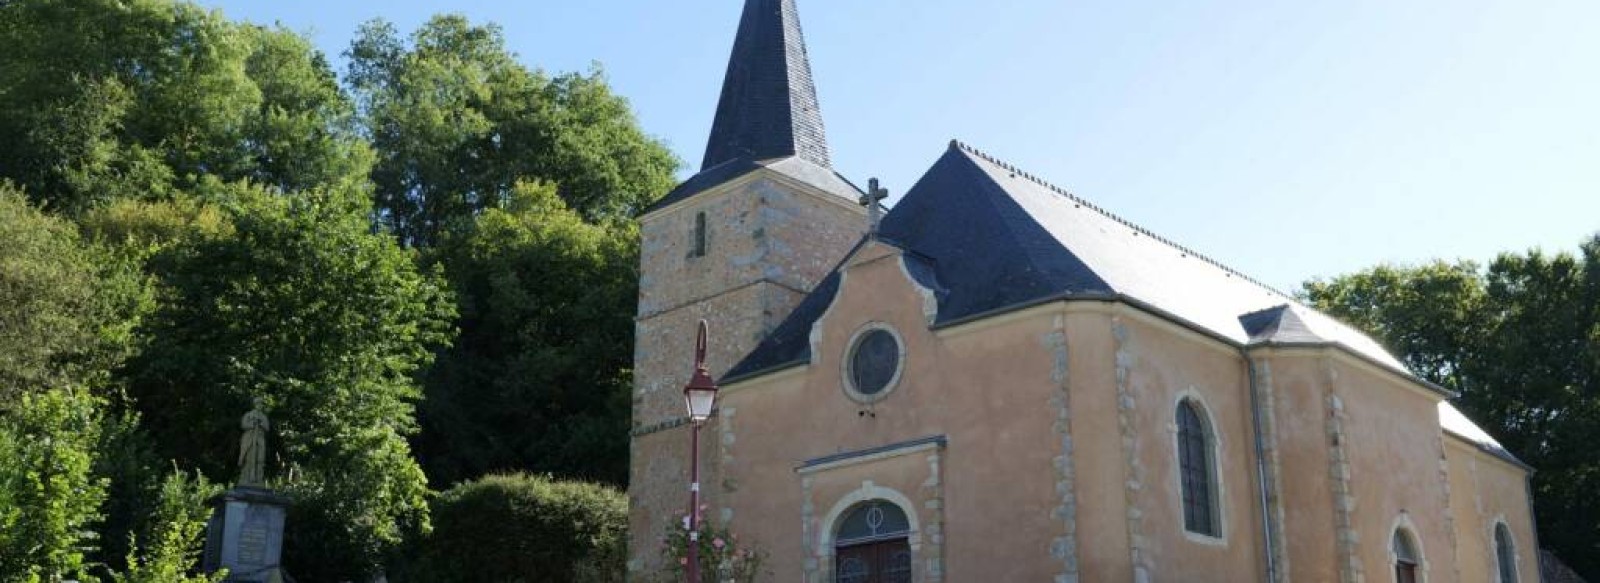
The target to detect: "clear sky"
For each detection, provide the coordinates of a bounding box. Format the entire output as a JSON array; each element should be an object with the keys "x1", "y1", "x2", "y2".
[{"x1": 203, "y1": 0, "x2": 1599, "y2": 291}]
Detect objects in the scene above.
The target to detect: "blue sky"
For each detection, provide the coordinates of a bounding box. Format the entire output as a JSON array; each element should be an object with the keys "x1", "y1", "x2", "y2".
[{"x1": 204, "y1": 0, "x2": 1599, "y2": 291}]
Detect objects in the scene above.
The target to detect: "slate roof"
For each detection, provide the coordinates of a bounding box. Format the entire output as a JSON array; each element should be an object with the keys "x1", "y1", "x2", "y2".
[
  {"x1": 723, "y1": 139, "x2": 1525, "y2": 467},
  {"x1": 640, "y1": 0, "x2": 855, "y2": 216},
  {"x1": 642, "y1": 155, "x2": 861, "y2": 215},
  {"x1": 701, "y1": 0, "x2": 831, "y2": 171},
  {"x1": 1239, "y1": 305, "x2": 1325, "y2": 344},
  {"x1": 731, "y1": 141, "x2": 1400, "y2": 377},
  {"x1": 1439, "y1": 401, "x2": 1529, "y2": 469}
]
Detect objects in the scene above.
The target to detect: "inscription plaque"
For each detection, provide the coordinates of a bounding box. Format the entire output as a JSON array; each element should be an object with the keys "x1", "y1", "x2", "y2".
[{"x1": 238, "y1": 522, "x2": 268, "y2": 564}]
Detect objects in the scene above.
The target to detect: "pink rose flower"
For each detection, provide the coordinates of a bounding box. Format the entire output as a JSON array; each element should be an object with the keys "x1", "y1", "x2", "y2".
[{"x1": 713, "y1": 537, "x2": 726, "y2": 549}]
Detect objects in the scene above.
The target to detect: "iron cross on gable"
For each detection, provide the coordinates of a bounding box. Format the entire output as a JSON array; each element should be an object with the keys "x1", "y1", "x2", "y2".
[{"x1": 860, "y1": 178, "x2": 888, "y2": 234}]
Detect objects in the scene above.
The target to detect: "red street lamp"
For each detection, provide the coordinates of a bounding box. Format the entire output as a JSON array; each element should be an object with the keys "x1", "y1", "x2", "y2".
[{"x1": 683, "y1": 320, "x2": 719, "y2": 583}]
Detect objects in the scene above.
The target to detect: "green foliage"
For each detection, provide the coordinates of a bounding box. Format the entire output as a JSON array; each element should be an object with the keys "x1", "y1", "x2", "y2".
[
  {"x1": 89, "y1": 411, "x2": 168, "y2": 575},
  {"x1": 0, "y1": 0, "x2": 371, "y2": 214},
  {"x1": 124, "y1": 183, "x2": 455, "y2": 581},
  {"x1": 0, "y1": 185, "x2": 150, "y2": 399},
  {"x1": 0, "y1": 387, "x2": 108, "y2": 583},
  {"x1": 347, "y1": 14, "x2": 678, "y2": 245},
  {"x1": 109, "y1": 470, "x2": 226, "y2": 583},
  {"x1": 416, "y1": 182, "x2": 636, "y2": 487},
  {"x1": 78, "y1": 196, "x2": 236, "y2": 257},
  {"x1": 397, "y1": 473, "x2": 627, "y2": 583},
  {"x1": 1302, "y1": 236, "x2": 1600, "y2": 578},
  {"x1": 4, "y1": 2, "x2": 676, "y2": 577},
  {"x1": 1302, "y1": 261, "x2": 1486, "y2": 388},
  {"x1": 656, "y1": 515, "x2": 767, "y2": 583}
]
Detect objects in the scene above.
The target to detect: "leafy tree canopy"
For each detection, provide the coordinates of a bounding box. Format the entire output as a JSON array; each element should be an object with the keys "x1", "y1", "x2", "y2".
[
  {"x1": 0, "y1": 186, "x2": 218, "y2": 583},
  {"x1": 347, "y1": 14, "x2": 679, "y2": 245},
  {"x1": 0, "y1": 0, "x2": 372, "y2": 213},
  {"x1": 1303, "y1": 236, "x2": 1600, "y2": 578},
  {"x1": 124, "y1": 182, "x2": 456, "y2": 580},
  {"x1": 418, "y1": 182, "x2": 636, "y2": 487},
  {"x1": 395, "y1": 473, "x2": 627, "y2": 583},
  {"x1": 0, "y1": 185, "x2": 149, "y2": 398}
]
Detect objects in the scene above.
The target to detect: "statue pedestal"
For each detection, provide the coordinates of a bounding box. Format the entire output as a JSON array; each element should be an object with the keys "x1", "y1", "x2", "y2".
[{"x1": 203, "y1": 486, "x2": 290, "y2": 583}]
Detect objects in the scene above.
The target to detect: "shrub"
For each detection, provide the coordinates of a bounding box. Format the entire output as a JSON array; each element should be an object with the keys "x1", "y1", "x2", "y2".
[
  {"x1": 399, "y1": 473, "x2": 627, "y2": 582},
  {"x1": 0, "y1": 387, "x2": 108, "y2": 582},
  {"x1": 107, "y1": 470, "x2": 226, "y2": 583},
  {"x1": 656, "y1": 512, "x2": 767, "y2": 583}
]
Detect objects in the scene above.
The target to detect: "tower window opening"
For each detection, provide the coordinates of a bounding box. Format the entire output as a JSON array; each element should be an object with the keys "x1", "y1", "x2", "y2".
[{"x1": 691, "y1": 211, "x2": 708, "y2": 258}]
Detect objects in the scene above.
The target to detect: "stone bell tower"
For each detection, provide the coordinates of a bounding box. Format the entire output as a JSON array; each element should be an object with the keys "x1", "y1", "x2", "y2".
[{"x1": 627, "y1": 0, "x2": 866, "y2": 574}]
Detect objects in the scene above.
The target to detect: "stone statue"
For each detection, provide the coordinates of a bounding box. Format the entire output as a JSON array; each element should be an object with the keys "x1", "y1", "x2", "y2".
[{"x1": 239, "y1": 398, "x2": 269, "y2": 488}]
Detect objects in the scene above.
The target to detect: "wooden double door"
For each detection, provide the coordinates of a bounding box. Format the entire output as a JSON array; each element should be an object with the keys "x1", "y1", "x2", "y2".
[{"x1": 835, "y1": 538, "x2": 912, "y2": 583}]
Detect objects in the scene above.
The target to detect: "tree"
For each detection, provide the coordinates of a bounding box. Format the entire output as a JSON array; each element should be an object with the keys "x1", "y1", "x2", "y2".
[
  {"x1": 108, "y1": 470, "x2": 226, "y2": 583},
  {"x1": 0, "y1": 184, "x2": 227, "y2": 582},
  {"x1": 0, "y1": 185, "x2": 148, "y2": 399},
  {"x1": 417, "y1": 182, "x2": 636, "y2": 487},
  {"x1": 394, "y1": 473, "x2": 627, "y2": 583},
  {"x1": 0, "y1": 0, "x2": 372, "y2": 214},
  {"x1": 1302, "y1": 237, "x2": 1600, "y2": 578},
  {"x1": 347, "y1": 15, "x2": 678, "y2": 245},
  {"x1": 123, "y1": 183, "x2": 456, "y2": 580},
  {"x1": 0, "y1": 387, "x2": 108, "y2": 582}
]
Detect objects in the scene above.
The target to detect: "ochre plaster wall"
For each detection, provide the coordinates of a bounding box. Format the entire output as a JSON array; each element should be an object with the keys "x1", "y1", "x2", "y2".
[
  {"x1": 1445, "y1": 438, "x2": 1538, "y2": 583},
  {"x1": 720, "y1": 242, "x2": 1281, "y2": 582},
  {"x1": 673, "y1": 238, "x2": 1537, "y2": 583},
  {"x1": 722, "y1": 242, "x2": 1064, "y2": 582},
  {"x1": 1333, "y1": 360, "x2": 1457, "y2": 582},
  {"x1": 1102, "y1": 311, "x2": 1266, "y2": 582},
  {"x1": 1253, "y1": 351, "x2": 1342, "y2": 581},
  {"x1": 1062, "y1": 308, "x2": 1135, "y2": 582}
]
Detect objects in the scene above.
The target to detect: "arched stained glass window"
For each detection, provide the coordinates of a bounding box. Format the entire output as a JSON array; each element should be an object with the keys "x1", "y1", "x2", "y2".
[
  {"x1": 1495, "y1": 523, "x2": 1517, "y2": 583},
  {"x1": 1393, "y1": 528, "x2": 1420, "y2": 583},
  {"x1": 1177, "y1": 398, "x2": 1219, "y2": 537}
]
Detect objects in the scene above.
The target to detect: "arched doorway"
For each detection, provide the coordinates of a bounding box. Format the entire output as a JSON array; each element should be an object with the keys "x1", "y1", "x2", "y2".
[{"x1": 834, "y1": 500, "x2": 912, "y2": 583}]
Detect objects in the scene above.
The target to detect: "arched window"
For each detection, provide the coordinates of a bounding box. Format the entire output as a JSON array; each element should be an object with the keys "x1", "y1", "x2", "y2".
[
  {"x1": 1177, "y1": 398, "x2": 1219, "y2": 537},
  {"x1": 1393, "y1": 528, "x2": 1421, "y2": 583},
  {"x1": 835, "y1": 501, "x2": 912, "y2": 583},
  {"x1": 1494, "y1": 523, "x2": 1517, "y2": 583}
]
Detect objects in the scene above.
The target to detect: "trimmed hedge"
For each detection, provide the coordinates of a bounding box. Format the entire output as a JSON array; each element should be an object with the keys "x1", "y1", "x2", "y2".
[{"x1": 399, "y1": 473, "x2": 626, "y2": 583}]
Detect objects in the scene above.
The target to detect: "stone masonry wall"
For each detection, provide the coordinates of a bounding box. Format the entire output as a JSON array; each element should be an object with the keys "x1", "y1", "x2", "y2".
[{"x1": 628, "y1": 172, "x2": 863, "y2": 577}]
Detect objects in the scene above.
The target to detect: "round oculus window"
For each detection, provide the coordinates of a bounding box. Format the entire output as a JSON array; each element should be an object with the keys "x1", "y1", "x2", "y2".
[{"x1": 848, "y1": 328, "x2": 901, "y2": 397}]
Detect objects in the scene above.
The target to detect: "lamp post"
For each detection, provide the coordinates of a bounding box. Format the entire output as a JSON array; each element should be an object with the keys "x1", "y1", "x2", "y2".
[{"x1": 683, "y1": 320, "x2": 719, "y2": 583}]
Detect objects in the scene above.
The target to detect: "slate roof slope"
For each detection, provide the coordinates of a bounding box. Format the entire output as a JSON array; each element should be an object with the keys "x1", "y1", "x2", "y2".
[
  {"x1": 701, "y1": 0, "x2": 831, "y2": 171},
  {"x1": 727, "y1": 141, "x2": 1410, "y2": 379},
  {"x1": 1439, "y1": 401, "x2": 1528, "y2": 468},
  {"x1": 643, "y1": 155, "x2": 862, "y2": 216},
  {"x1": 944, "y1": 142, "x2": 1407, "y2": 370}
]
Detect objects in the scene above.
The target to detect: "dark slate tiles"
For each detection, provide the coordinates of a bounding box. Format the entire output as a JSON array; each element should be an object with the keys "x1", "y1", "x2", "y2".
[
  {"x1": 642, "y1": 155, "x2": 860, "y2": 216},
  {"x1": 726, "y1": 139, "x2": 1413, "y2": 381},
  {"x1": 701, "y1": 0, "x2": 831, "y2": 171}
]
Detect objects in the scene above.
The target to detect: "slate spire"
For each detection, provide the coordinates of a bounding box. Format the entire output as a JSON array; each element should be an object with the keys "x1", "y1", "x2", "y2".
[{"x1": 701, "y1": 0, "x2": 832, "y2": 170}]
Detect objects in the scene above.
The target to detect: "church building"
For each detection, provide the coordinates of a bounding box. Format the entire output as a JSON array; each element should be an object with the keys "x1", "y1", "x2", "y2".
[{"x1": 628, "y1": 1, "x2": 1539, "y2": 581}]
